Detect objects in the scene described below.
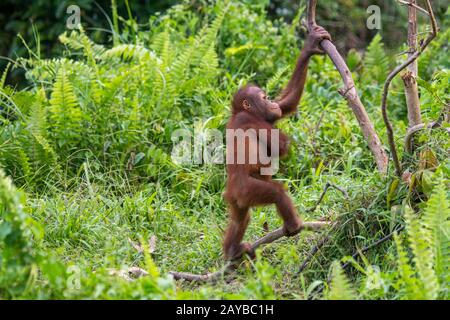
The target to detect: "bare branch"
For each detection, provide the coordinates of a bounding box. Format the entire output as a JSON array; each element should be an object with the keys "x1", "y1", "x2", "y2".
[
  {"x1": 341, "y1": 226, "x2": 405, "y2": 270},
  {"x1": 307, "y1": 0, "x2": 389, "y2": 174},
  {"x1": 381, "y1": 0, "x2": 438, "y2": 177},
  {"x1": 397, "y1": 0, "x2": 430, "y2": 16},
  {"x1": 307, "y1": 182, "x2": 348, "y2": 212},
  {"x1": 404, "y1": 121, "x2": 450, "y2": 153},
  {"x1": 310, "y1": 225, "x2": 406, "y2": 298},
  {"x1": 297, "y1": 235, "x2": 330, "y2": 273}
]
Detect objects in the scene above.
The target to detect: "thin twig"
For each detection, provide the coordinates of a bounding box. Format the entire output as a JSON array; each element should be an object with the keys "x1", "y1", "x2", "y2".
[
  {"x1": 307, "y1": 182, "x2": 349, "y2": 212},
  {"x1": 341, "y1": 226, "x2": 405, "y2": 270},
  {"x1": 310, "y1": 225, "x2": 406, "y2": 297},
  {"x1": 381, "y1": 0, "x2": 438, "y2": 177},
  {"x1": 297, "y1": 235, "x2": 330, "y2": 273},
  {"x1": 296, "y1": 181, "x2": 348, "y2": 273},
  {"x1": 397, "y1": 0, "x2": 430, "y2": 16}
]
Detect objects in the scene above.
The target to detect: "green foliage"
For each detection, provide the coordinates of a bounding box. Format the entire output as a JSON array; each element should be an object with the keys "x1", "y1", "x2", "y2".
[
  {"x1": 361, "y1": 34, "x2": 389, "y2": 85},
  {"x1": 49, "y1": 66, "x2": 84, "y2": 148},
  {"x1": 0, "y1": 170, "x2": 38, "y2": 297},
  {"x1": 422, "y1": 182, "x2": 450, "y2": 287},
  {"x1": 326, "y1": 261, "x2": 356, "y2": 300},
  {"x1": 0, "y1": 0, "x2": 448, "y2": 300},
  {"x1": 393, "y1": 182, "x2": 449, "y2": 299}
]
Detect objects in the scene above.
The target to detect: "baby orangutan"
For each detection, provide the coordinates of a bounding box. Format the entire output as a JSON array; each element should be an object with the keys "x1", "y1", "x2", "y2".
[{"x1": 223, "y1": 25, "x2": 331, "y2": 261}]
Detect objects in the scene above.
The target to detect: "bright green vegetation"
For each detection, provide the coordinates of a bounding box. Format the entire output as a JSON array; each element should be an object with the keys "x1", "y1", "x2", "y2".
[{"x1": 0, "y1": 1, "x2": 449, "y2": 299}]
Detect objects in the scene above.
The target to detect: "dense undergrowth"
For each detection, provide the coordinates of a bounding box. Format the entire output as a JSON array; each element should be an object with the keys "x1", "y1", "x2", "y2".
[{"x1": 0, "y1": 0, "x2": 449, "y2": 299}]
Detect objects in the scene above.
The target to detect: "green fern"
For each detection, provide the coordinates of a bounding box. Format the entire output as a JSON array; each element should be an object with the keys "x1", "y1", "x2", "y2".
[
  {"x1": 166, "y1": 4, "x2": 226, "y2": 103},
  {"x1": 49, "y1": 66, "x2": 83, "y2": 147},
  {"x1": 197, "y1": 43, "x2": 220, "y2": 86},
  {"x1": 151, "y1": 27, "x2": 172, "y2": 67},
  {"x1": 22, "y1": 58, "x2": 93, "y2": 84},
  {"x1": 16, "y1": 148, "x2": 31, "y2": 181},
  {"x1": 266, "y1": 66, "x2": 289, "y2": 97},
  {"x1": 59, "y1": 28, "x2": 105, "y2": 67},
  {"x1": 28, "y1": 88, "x2": 48, "y2": 137},
  {"x1": 394, "y1": 234, "x2": 423, "y2": 299},
  {"x1": 421, "y1": 182, "x2": 450, "y2": 289},
  {"x1": 101, "y1": 44, "x2": 160, "y2": 63},
  {"x1": 404, "y1": 205, "x2": 439, "y2": 299},
  {"x1": 361, "y1": 33, "x2": 389, "y2": 84},
  {"x1": 327, "y1": 261, "x2": 356, "y2": 300},
  {"x1": 394, "y1": 183, "x2": 449, "y2": 299},
  {"x1": 28, "y1": 88, "x2": 58, "y2": 164}
]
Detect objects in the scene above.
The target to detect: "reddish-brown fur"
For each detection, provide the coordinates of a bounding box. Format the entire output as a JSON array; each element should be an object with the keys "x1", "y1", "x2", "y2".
[{"x1": 223, "y1": 25, "x2": 331, "y2": 260}]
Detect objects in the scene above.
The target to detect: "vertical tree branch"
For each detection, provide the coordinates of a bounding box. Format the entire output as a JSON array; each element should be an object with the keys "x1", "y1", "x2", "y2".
[
  {"x1": 402, "y1": 0, "x2": 422, "y2": 127},
  {"x1": 307, "y1": 0, "x2": 389, "y2": 174},
  {"x1": 381, "y1": 0, "x2": 438, "y2": 176}
]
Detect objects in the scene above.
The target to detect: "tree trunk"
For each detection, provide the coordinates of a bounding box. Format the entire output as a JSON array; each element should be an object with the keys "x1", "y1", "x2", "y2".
[{"x1": 402, "y1": 0, "x2": 422, "y2": 127}]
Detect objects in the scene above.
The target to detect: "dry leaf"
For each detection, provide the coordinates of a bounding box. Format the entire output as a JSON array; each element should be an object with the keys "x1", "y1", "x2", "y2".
[{"x1": 148, "y1": 235, "x2": 157, "y2": 253}]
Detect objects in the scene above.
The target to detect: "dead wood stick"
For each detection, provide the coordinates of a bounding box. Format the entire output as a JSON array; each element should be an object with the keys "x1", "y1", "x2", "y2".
[
  {"x1": 169, "y1": 221, "x2": 330, "y2": 282},
  {"x1": 381, "y1": 0, "x2": 438, "y2": 177},
  {"x1": 307, "y1": 0, "x2": 389, "y2": 174},
  {"x1": 309, "y1": 225, "x2": 406, "y2": 298},
  {"x1": 341, "y1": 225, "x2": 405, "y2": 270},
  {"x1": 297, "y1": 235, "x2": 330, "y2": 273}
]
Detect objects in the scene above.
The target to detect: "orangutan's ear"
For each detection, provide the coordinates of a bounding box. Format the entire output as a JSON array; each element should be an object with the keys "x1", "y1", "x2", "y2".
[{"x1": 242, "y1": 99, "x2": 251, "y2": 110}]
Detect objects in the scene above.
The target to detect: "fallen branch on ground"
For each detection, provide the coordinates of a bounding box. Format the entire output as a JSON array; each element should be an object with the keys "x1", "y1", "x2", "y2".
[
  {"x1": 341, "y1": 225, "x2": 405, "y2": 270},
  {"x1": 310, "y1": 225, "x2": 406, "y2": 298},
  {"x1": 297, "y1": 235, "x2": 330, "y2": 273},
  {"x1": 170, "y1": 180, "x2": 347, "y2": 281},
  {"x1": 169, "y1": 221, "x2": 330, "y2": 282}
]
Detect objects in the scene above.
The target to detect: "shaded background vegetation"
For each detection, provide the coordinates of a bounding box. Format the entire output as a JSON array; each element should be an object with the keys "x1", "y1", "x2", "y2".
[{"x1": 2, "y1": 0, "x2": 448, "y2": 85}]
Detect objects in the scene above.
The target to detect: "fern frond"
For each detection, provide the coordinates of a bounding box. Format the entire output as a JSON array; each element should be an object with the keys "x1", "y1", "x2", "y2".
[
  {"x1": 362, "y1": 33, "x2": 389, "y2": 84},
  {"x1": 28, "y1": 88, "x2": 48, "y2": 138},
  {"x1": 101, "y1": 44, "x2": 161, "y2": 64},
  {"x1": 24, "y1": 58, "x2": 93, "y2": 84},
  {"x1": 404, "y1": 206, "x2": 439, "y2": 299},
  {"x1": 28, "y1": 88, "x2": 58, "y2": 165},
  {"x1": 327, "y1": 261, "x2": 356, "y2": 300},
  {"x1": 164, "y1": 5, "x2": 226, "y2": 107},
  {"x1": 422, "y1": 182, "x2": 450, "y2": 289},
  {"x1": 394, "y1": 233, "x2": 423, "y2": 299},
  {"x1": 266, "y1": 66, "x2": 289, "y2": 96},
  {"x1": 197, "y1": 43, "x2": 219, "y2": 84},
  {"x1": 17, "y1": 149, "x2": 31, "y2": 180},
  {"x1": 49, "y1": 66, "x2": 83, "y2": 146},
  {"x1": 59, "y1": 29, "x2": 106, "y2": 64}
]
